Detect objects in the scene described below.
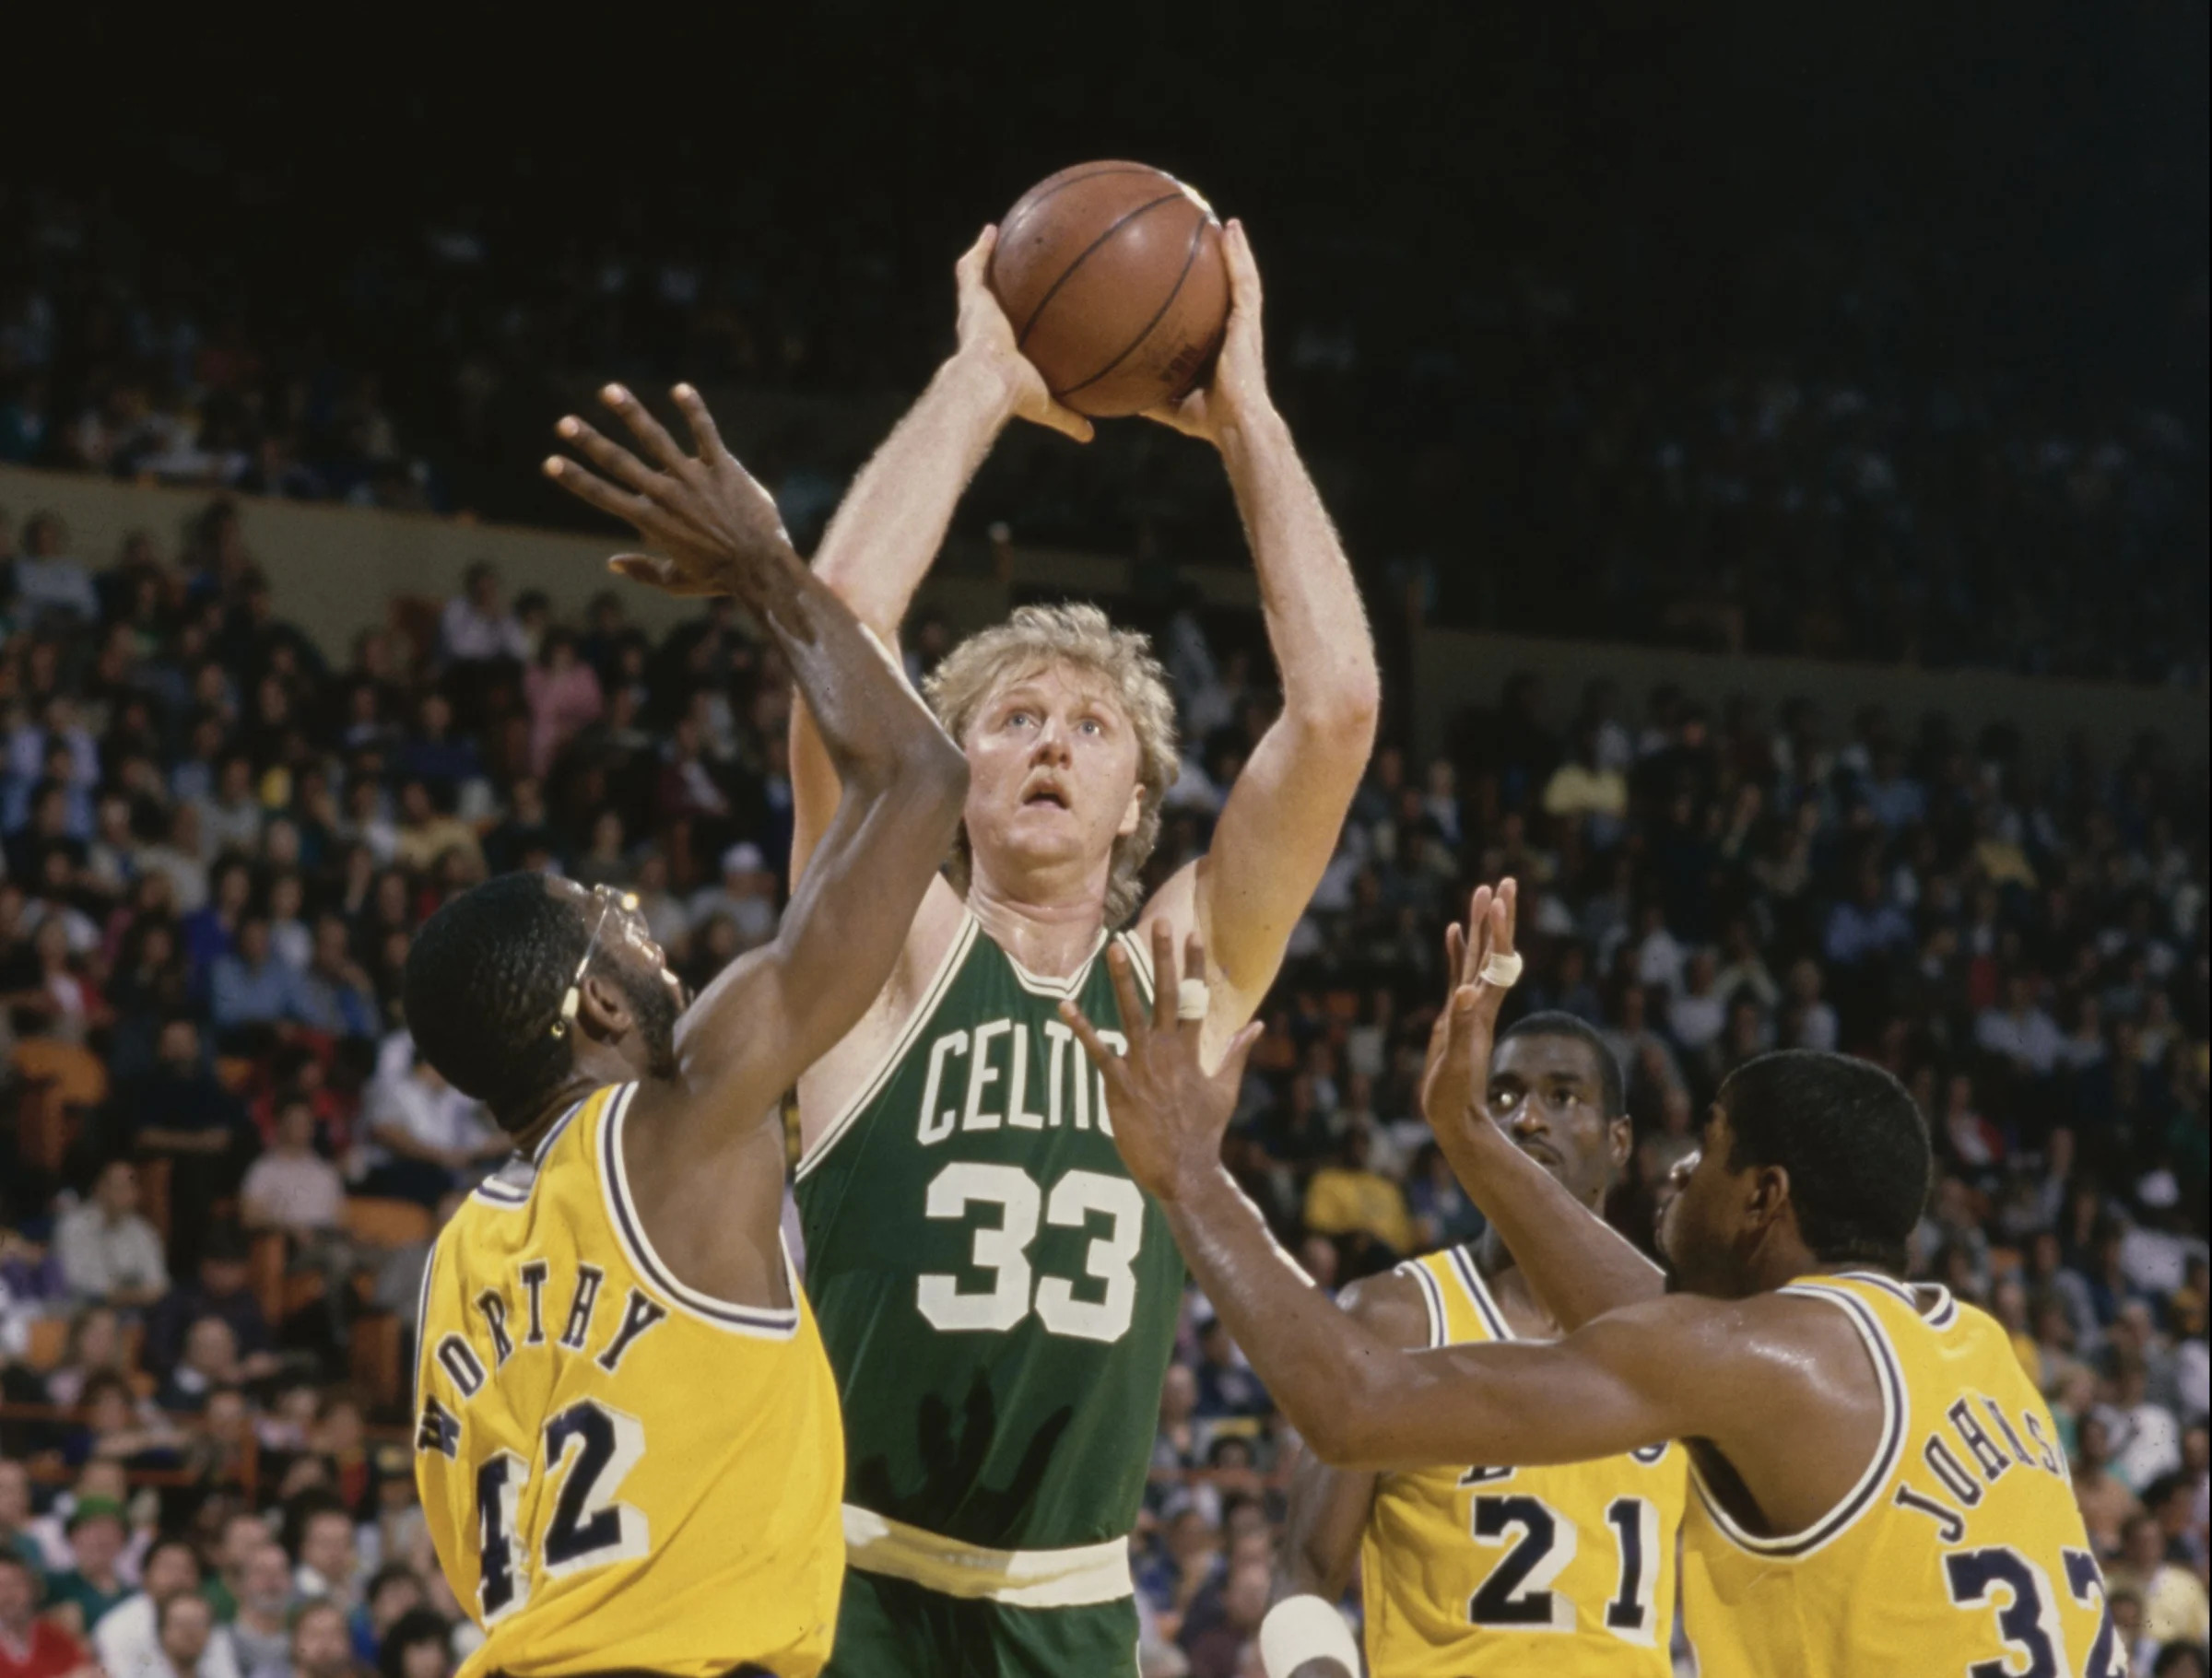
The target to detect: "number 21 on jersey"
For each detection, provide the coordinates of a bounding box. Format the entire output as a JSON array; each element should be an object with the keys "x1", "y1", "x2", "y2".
[{"x1": 1465, "y1": 1473, "x2": 1665, "y2": 1645}]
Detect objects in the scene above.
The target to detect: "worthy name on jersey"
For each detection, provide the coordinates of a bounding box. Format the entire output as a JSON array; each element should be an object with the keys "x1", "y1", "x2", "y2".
[
  {"x1": 913, "y1": 1016, "x2": 1127, "y2": 1146},
  {"x1": 417, "y1": 1259, "x2": 669, "y2": 1456},
  {"x1": 1888, "y1": 1384, "x2": 2070, "y2": 1545}
]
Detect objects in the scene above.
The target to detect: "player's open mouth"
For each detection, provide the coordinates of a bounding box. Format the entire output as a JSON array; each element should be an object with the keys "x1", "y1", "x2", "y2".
[{"x1": 1021, "y1": 785, "x2": 1071, "y2": 810}]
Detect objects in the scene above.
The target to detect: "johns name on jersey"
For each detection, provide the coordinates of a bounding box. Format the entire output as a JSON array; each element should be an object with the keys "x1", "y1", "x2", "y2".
[
  {"x1": 912, "y1": 1016, "x2": 1129, "y2": 1145},
  {"x1": 1891, "y1": 1386, "x2": 2071, "y2": 1545},
  {"x1": 416, "y1": 1260, "x2": 671, "y2": 1458}
]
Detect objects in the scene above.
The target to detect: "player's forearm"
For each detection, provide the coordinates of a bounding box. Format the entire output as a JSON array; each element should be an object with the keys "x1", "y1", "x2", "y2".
[
  {"x1": 1219, "y1": 413, "x2": 1380, "y2": 744},
  {"x1": 811, "y1": 351, "x2": 1018, "y2": 633},
  {"x1": 1433, "y1": 1120, "x2": 1664, "y2": 1331},
  {"x1": 1158, "y1": 1168, "x2": 1411, "y2": 1466},
  {"x1": 755, "y1": 546, "x2": 967, "y2": 796},
  {"x1": 1272, "y1": 1457, "x2": 1371, "y2": 1603}
]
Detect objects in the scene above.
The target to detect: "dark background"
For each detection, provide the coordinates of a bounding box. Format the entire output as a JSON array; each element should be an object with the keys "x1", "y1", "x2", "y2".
[{"x1": 9, "y1": 1, "x2": 2207, "y2": 667}]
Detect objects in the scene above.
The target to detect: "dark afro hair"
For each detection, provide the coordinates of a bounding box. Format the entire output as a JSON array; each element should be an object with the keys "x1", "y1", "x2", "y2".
[
  {"x1": 1718, "y1": 1050, "x2": 1931, "y2": 1274},
  {"x1": 402, "y1": 873, "x2": 592, "y2": 1125},
  {"x1": 1498, "y1": 1011, "x2": 1627, "y2": 1119}
]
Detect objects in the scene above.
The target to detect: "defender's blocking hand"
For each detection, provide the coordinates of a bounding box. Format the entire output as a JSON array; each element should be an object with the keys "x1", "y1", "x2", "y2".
[
  {"x1": 544, "y1": 382, "x2": 794, "y2": 598},
  {"x1": 1060, "y1": 921, "x2": 1264, "y2": 1204}
]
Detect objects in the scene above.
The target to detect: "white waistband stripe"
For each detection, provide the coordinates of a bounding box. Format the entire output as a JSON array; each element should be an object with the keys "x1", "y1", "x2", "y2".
[{"x1": 841, "y1": 1505, "x2": 1134, "y2": 1608}]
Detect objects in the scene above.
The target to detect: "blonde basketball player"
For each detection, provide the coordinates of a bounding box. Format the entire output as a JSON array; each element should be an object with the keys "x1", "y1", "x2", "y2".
[
  {"x1": 405, "y1": 385, "x2": 968, "y2": 1677},
  {"x1": 785, "y1": 220, "x2": 1377, "y2": 1676},
  {"x1": 1270, "y1": 1010, "x2": 1686, "y2": 1678},
  {"x1": 1065, "y1": 887, "x2": 2124, "y2": 1678}
]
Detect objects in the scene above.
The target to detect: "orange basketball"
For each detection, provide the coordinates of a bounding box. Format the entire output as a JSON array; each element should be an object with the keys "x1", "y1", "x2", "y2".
[{"x1": 987, "y1": 161, "x2": 1230, "y2": 419}]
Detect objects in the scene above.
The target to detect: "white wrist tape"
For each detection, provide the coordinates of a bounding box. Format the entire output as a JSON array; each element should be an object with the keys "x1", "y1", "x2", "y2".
[
  {"x1": 1477, "y1": 949, "x2": 1524, "y2": 989},
  {"x1": 1260, "y1": 1594, "x2": 1360, "y2": 1678}
]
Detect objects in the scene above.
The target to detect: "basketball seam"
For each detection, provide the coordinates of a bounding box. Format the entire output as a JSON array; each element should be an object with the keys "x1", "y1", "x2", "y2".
[
  {"x1": 1055, "y1": 207, "x2": 1212, "y2": 400},
  {"x1": 1012, "y1": 191, "x2": 1189, "y2": 352},
  {"x1": 996, "y1": 170, "x2": 1179, "y2": 329}
]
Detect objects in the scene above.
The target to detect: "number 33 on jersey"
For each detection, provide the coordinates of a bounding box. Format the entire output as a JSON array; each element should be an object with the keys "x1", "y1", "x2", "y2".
[{"x1": 414, "y1": 1082, "x2": 845, "y2": 1678}]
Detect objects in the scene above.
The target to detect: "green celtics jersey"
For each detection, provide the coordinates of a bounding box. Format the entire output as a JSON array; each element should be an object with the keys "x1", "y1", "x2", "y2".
[{"x1": 794, "y1": 914, "x2": 1182, "y2": 1553}]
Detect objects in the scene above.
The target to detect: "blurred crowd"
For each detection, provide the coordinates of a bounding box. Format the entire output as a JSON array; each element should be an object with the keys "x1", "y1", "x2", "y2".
[
  {"x1": 0, "y1": 492, "x2": 2200, "y2": 1677},
  {"x1": 3, "y1": 186, "x2": 2203, "y2": 687}
]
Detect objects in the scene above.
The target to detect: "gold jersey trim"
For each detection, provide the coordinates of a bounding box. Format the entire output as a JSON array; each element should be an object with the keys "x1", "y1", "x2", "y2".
[
  {"x1": 841, "y1": 1503, "x2": 1134, "y2": 1607},
  {"x1": 1688, "y1": 1278, "x2": 1907, "y2": 1559},
  {"x1": 1445, "y1": 1245, "x2": 1512, "y2": 1340},
  {"x1": 597, "y1": 1082, "x2": 804, "y2": 1339}
]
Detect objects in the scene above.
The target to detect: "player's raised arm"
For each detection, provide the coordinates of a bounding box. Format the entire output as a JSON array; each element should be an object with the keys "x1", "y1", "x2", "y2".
[
  {"x1": 546, "y1": 384, "x2": 968, "y2": 1104},
  {"x1": 785, "y1": 229, "x2": 1091, "y2": 886},
  {"x1": 1138, "y1": 221, "x2": 1380, "y2": 1043},
  {"x1": 1417, "y1": 881, "x2": 1665, "y2": 1330}
]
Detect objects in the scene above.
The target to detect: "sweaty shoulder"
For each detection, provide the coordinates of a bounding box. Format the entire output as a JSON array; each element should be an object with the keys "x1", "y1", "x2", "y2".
[
  {"x1": 1594, "y1": 1288, "x2": 1890, "y2": 1537},
  {"x1": 795, "y1": 879, "x2": 968, "y2": 1144},
  {"x1": 1583, "y1": 1288, "x2": 1877, "y2": 1394},
  {"x1": 1337, "y1": 1266, "x2": 1436, "y2": 1355}
]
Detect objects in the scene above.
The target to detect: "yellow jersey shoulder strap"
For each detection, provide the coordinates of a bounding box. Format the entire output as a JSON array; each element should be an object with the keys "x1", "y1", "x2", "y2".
[
  {"x1": 1691, "y1": 1272, "x2": 1911, "y2": 1559},
  {"x1": 1401, "y1": 1246, "x2": 1510, "y2": 1349}
]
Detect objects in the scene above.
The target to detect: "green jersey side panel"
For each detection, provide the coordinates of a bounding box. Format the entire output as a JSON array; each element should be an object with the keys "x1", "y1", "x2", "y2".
[{"x1": 794, "y1": 919, "x2": 1181, "y2": 1552}]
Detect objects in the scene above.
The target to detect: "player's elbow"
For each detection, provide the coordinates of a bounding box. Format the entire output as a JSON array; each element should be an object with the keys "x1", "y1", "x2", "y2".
[
  {"x1": 1299, "y1": 1355, "x2": 1409, "y2": 1468},
  {"x1": 1300, "y1": 1412, "x2": 1372, "y2": 1470},
  {"x1": 1288, "y1": 669, "x2": 1381, "y2": 762}
]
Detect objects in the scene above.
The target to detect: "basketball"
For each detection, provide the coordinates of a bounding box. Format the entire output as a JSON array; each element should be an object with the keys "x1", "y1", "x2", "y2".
[{"x1": 987, "y1": 160, "x2": 1230, "y2": 418}]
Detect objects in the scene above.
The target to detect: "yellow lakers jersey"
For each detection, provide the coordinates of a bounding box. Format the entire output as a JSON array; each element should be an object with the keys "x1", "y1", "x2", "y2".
[
  {"x1": 1683, "y1": 1272, "x2": 2122, "y2": 1678},
  {"x1": 1361, "y1": 1247, "x2": 1686, "y2": 1677},
  {"x1": 414, "y1": 1082, "x2": 845, "y2": 1678}
]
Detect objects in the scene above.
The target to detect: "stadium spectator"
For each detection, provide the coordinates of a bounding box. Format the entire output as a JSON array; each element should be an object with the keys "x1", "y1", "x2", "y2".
[
  {"x1": 2109, "y1": 1511, "x2": 2211, "y2": 1654},
  {"x1": 0, "y1": 1550, "x2": 89, "y2": 1678},
  {"x1": 53, "y1": 1165, "x2": 168, "y2": 1310},
  {"x1": 288, "y1": 1501, "x2": 360, "y2": 1613},
  {"x1": 357, "y1": 1046, "x2": 503, "y2": 1208},
  {"x1": 148, "y1": 1590, "x2": 223, "y2": 1678},
  {"x1": 42, "y1": 1500, "x2": 132, "y2": 1640},
  {"x1": 221, "y1": 1544, "x2": 294, "y2": 1678},
  {"x1": 435, "y1": 565, "x2": 526, "y2": 670},
  {"x1": 90, "y1": 1536, "x2": 241, "y2": 1678},
  {"x1": 287, "y1": 1599, "x2": 363, "y2": 1678},
  {"x1": 241, "y1": 1098, "x2": 347, "y2": 1240}
]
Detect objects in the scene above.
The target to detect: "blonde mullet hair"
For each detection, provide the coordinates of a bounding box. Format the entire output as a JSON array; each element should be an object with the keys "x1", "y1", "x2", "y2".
[{"x1": 923, "y1": 602, "x2": 1179, "y2": 927}]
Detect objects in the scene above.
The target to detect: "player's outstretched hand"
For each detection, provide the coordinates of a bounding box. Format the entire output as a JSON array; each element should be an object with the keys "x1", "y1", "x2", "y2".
[
  {"x1": 954, "y1": 227, "x2": 1094, "y2": 444},
  {"x1": 543, "y1": 383, "x2": 794, "y2": 598},
  {"x1": 1061, "y1": 921, "x2": 1265, "y2": 1203},
  {"x1": 1418, "y1": 879, "x2": 1520, "y2": 1138},
  {"x1": 1144, "y1": 218, "x2": 1277, "y2": 448}
]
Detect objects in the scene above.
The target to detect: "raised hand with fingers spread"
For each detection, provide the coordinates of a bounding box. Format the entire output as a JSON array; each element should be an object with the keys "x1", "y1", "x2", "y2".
[{"x1": 544, "y1": 381, "x2": 794, "y2": 605}]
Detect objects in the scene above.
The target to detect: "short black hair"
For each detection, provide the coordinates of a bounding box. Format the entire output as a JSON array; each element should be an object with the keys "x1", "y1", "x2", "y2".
[
  {"x1": 403, "y1": 873, "x2": 591, "y2": 1125},
  {"x1": 143, "y1": 1534, "x2": 201, "y2": 1580},
  {"x1": 378, "y1": 1607, "x2": 453, "y2": 1678},
  {"x1": 1719, "y1": 1050, "x2": 1931, "y2": 1273},
  {"x1": 1499, "y1": 1011, "x2": 1626, "y2": 1119}
]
